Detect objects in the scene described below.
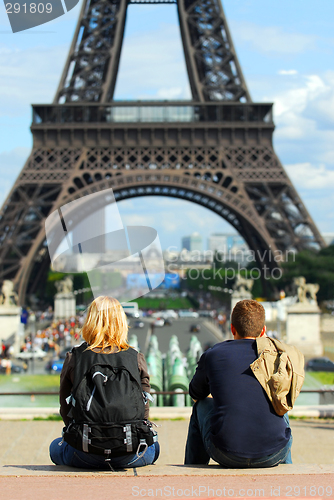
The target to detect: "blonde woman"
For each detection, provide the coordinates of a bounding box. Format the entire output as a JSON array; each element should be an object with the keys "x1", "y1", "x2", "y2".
[{"x1": 49, "y1": 296, "x2": 160, "y2": 469}]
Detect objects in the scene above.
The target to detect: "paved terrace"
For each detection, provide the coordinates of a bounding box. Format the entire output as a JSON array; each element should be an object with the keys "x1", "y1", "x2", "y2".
[{"x1": 0, "y1": 408, "x2": 333, "y2": 500}]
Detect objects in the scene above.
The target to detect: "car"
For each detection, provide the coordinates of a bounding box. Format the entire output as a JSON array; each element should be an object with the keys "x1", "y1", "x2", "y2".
[
  {"x1": 189, "y1": 324, "x2": 201, "y2": 333},
  {"x1": 151, "y1": 311, "x2": 163, "y2": 318},
  {"x1": 45, "y1": 358, "x2": 64, "y2": 373},
  {"x1": 155, "y1": 310, "x2": 178, "y2": 320},
  {"x1": 164, "y1": 310, "x2": 178, "y2": 319},
  {"x1": 125, "y1": 311, "x2": 140, "y2": 319},
  {"x1": 133, "y1": 320, "x2": 145, "y2": 328},
  {"x1": 305, "y1": 357, "x2": 334, "y2": 372},
  {"x1": 15, "y1": 347, "x2": 47, "y2": 361},
  {"x1": 198, "y1": 310, "x2": 214, "y2": 318},
  {"x1": 178, "y1": 310, "x2": 199, "y2": 318},
  {"x1": 153, "y1": 318, "x2": 165, "y2": 327}
]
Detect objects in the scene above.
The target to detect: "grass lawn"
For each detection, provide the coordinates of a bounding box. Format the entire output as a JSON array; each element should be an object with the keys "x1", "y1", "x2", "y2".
[
  {"x1": 0, "y1": 374, "x2": 60, "y2": 408},
  {"x1": 307, "y1": 372, "x2": 334, "y2": 386},
  {"x1": 136, "y1": 296, "x2": 193, "y2": 310},
  {"x1": 0, "y1": 374, "x2": 60, "y2": 392}
]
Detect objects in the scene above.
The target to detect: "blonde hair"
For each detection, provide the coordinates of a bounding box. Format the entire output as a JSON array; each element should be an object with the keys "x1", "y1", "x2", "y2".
[{"x1": 81, "y1": 296, "x2": 129, "y2": 352}]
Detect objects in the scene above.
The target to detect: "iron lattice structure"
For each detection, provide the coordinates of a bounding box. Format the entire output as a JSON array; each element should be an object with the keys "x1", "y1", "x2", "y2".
[{"x1": 0, "y1": 0, "x2": 324, "y2": 304}]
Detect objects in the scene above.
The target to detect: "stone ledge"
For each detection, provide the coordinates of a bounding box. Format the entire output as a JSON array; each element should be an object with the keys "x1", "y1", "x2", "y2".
[
  {"x1": 1, "y1": 405, "x2": 334, "y2": 420},
  {"x1": 0, "y1": 463, "x2": 333, "y2": 477}
]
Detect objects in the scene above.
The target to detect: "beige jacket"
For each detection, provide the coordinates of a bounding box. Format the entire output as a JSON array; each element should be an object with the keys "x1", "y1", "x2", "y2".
[{"x1": 250, "y1": 336, "x2": 305, "y2": 416}]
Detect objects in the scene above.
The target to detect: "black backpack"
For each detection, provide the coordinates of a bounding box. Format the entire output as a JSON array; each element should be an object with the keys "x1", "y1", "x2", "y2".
[{"x1": 63, "y1": 343, "x2": 156, "y2": 458}]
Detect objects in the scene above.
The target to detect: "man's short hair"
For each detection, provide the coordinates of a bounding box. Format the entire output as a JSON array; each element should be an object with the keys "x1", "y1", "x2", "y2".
[{"x1": 231, "y1": 299, "x2": 265, "y2": 338}]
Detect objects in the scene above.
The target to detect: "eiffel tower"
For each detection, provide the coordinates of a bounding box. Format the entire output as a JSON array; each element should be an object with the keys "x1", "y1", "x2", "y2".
[{"x1": 0, "y1": 0, "x2": 325, "y2": 305}]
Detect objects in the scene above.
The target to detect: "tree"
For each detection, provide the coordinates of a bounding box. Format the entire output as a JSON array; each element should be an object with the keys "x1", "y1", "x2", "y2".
[{"x1": 276, "y1": 246, "x2": 334, "y2": 303}]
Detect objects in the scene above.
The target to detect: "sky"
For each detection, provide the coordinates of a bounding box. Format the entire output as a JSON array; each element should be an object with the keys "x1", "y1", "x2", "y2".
[{"x1": 0, "y1": 0, "x2": 333, "y2": 251}]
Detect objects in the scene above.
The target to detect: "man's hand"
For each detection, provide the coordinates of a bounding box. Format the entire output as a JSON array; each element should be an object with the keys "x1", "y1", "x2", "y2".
[{"x1": 192, "y1": 394, "x2": 212, "y2": 403}]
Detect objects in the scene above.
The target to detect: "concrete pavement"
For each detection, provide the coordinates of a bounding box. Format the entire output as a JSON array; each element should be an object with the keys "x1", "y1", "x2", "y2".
[{"x1": 0, "y1": 417, "x2": 333, "y2": 499}]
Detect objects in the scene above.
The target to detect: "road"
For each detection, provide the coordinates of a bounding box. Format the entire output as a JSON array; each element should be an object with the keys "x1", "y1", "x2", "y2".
[{"x1": 128, "y1": 317, "x2": 223, "y2": 357}]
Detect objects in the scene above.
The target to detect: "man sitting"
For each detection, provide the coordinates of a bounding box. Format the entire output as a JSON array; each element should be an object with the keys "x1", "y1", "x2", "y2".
[{"x1": 184, "y1": 299, "x2": 294, "y2": 468}]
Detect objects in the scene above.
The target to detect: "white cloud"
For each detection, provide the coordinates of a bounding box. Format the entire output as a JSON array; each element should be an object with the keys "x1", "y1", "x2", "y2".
[
  {"x1": 248, "y1": 71, "x2": 334, "y2": 229},
  {"x1": 285, "y1": 163, "x2": 334, "y2": 189},
  {"x1": 278, "y1": 70, "x2": 298, "y2": 75},
  {"x1": 231, "y1": 21, "x2": 316, "y2": 54},
  {"x1": 302, "y1": 71, "x2": 334, "y2": 128},
  {"x1": 264, "y1": 73, "x2": 334, "y2": 168},
  {"x1": 273, "y1": 75, "x2": 328, "y2": 118}
]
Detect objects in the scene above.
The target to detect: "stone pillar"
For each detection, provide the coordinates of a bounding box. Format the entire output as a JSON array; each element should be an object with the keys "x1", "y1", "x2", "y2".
[
  {"x1": 54, "y1": 293, "x2": 76, "y2": 320},
  {"x1": 0, "y1": 305, "x2": 21, "y2": 352},
  {"x1": 286, "y1": 302, "x2": 323, "y2": 356}
]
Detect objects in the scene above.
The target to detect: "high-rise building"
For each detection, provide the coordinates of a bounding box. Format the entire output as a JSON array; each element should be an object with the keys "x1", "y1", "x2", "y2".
[
  {"x1": 182, "y1": 232, "x2": 202, "y2": 252},
  {"x1": 208, "y1": 232, "x2": 253, "y2": 265},
  {"x1": 208, "y1": 233, "x2": 246, "y2": 252},
  {"x1": 208, "y1": 233, "x2": 228, "y2": 253}
]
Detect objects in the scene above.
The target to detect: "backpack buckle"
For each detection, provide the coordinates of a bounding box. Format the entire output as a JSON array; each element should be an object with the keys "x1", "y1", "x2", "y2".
[
  {"x1": 104, "y1": 450, "x2": 115, "y2": 472},
  {"x1": 136, "y1": 439, "x2": 148, "y2": 458},
  {"x1": 82, "y1": 424, "x2": 91, "y2": 452},
  {"x1": 123, "y1": 424, "x2": 133, "y2": 452}
]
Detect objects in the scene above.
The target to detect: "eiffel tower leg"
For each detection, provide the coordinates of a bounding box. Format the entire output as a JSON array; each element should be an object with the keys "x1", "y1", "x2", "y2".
[
  {"x1": 54, "y1": 0, "x2": 128, "y2": 103},
  {"x1": 0, "y1": 147, "x2": 86, "y2": 304},
  {"x1": 177, "y1": 0, "x2": 250, "y2": 102}
]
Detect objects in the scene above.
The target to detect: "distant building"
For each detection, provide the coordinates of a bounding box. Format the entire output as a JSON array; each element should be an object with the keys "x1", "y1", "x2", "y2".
[
  {"x1": 208, "y1": 233, "x2": 228, "y2": 253},
  {"x1": 208, "y1": 233, "x2": 247, "y2": 253},
  {"x1": 182, "y1": 232, "x2": 202, "y2": 252},
  {"x1": 207, "y1": 232, "x2": 254, "y2": 265}
]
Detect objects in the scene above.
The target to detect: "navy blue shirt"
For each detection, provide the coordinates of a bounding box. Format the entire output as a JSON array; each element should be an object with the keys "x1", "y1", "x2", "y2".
[{"x1": 189, "y1": 339, "x2": 291, "y2": 458}]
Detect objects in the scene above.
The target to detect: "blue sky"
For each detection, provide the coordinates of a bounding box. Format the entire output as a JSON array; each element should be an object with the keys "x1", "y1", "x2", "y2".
[{"x1": 0, "y1": 0, "x2": 333, "y2": 251}]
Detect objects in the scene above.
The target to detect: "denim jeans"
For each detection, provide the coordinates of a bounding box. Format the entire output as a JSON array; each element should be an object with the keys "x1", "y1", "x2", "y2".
[
  {"x1": 184, "y1": 398, "x2": 292, "y2": 467},
  {"x1": 50, "y1": 438, "x2": 160, "y2": 469}
]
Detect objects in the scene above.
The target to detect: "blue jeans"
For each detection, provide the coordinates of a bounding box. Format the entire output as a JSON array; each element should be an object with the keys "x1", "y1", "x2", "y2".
[
  {"x1": 50, "y1": 438, "x2": 160, "y2": 469},
  {"x1": 184, "y1": 398, "x2": 292, "y2": 467}
]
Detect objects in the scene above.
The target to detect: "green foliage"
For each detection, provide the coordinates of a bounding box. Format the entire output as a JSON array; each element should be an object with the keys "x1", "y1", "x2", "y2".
[
  {"x1": 184, "y1": 264, "x2": 264, "y2": 298},
  {"x1": 277, "y1": 245, "x2": 334, "y2": 302},
  {"x1": 46, "y1": 270, "x2": 93, "y2": 305}
]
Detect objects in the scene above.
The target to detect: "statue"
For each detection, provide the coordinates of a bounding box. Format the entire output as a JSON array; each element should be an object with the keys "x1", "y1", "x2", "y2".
[
  {"x1": 0, "y1": 280, "x2": 20, "y2": 353},
  {"x1": 230, "y1": 273, "x2": 254, "y2": 317},
  {"x1": 293, "y1": 276, "x2": 319, "y2": 304},
  {"x1": 54, "y1": 275, "x2": 76, "y2": 320},
  {"x1": 55, "y1": 275, "x2": 73, "y2": 295},
  {"x1": 0, "y1": 280, "x2": 19, "y2": 307},
  {"x1": 233, "y1": 274, "x2": 254, "y2": 295}
]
